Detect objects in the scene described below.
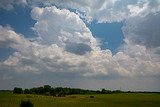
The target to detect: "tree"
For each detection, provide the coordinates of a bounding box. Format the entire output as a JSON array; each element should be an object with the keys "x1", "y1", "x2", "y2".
[
  {"x1": 13, "y1": 87, "x2": 23, "y2": 94},
  {"x1": 24, "y1": 89, "x2": 30, "y2": 94},
  {"x1": 37, "y1": 87, "x2": 44, "y2": 94},
  {"x1": 30, "y1": 88, "x2": 37, "y2": 94},
  {"x1": 43, "y1": 85, "x2": 51, "y2": 93},
  {"x1": 101, "y1": 88, "x2": 107, "y2": 94}
]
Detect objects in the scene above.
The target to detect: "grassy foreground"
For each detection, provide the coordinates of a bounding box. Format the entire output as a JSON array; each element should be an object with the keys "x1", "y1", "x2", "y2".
[{"x1": 0, "y1": 92, "x2": 160, "y2": 107}]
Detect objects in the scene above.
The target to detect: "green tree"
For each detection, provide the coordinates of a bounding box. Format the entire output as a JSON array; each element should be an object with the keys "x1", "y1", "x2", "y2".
[
  {"x1": 101, "y1": 88, "x2": 107, "y2": 94},
  {"x1": 13, "y1": 87, "x2": 23, "y2": 94},
  {"x1": 24, "y1": 89, "x2": 30, "y2": 94},
  {"x1": 43, "y1": 85, "x2": 51, "y2": 93},
  {"x1": 37, "y1": 87, "x2": 44, "y2": 94}
]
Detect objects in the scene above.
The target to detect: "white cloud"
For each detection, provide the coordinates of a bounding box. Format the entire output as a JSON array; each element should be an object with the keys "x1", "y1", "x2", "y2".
[
  {"x1": 0, "y1": 1, "x2": 160, "y2": 91},
  {"x1": 48, "y1": 0, "x2": 160, "y2": 23},
  {"x1": 15, "y1": 0, "x2": 27, "y2": 5},
  {"x1": 0, "y1": 75, "x2": 12, "y2": 80},
  {"x1": 0, "y1": 0, "x2": 27, "y2": 10},
  {"x1": 113, "y1": 45, "x2": 160, "y2": 76},
  {"x1": 0, "y1": 5, "x2": 160, "y2": 83},
  {"x1": 0, "y1": 3, "x2": 160, "y2": 89},
  {"x1": 31, "y1": 6, "x2": 98, "y2": 52},
  {"x1": 0, "y1": 26, "x2": 30, "y2": 50},
  {"x1": 0, "y1": 0, "x2": 148, "y2": 23},
  {"x1": 123, "y1": 12, "x2": 160, "y2": 48},
  {"x1": 1, "y1": 0, "x2": 160, "y2": 23},
  {"x1": 0, "y1": 6, "x2": 111, "y2": 77},
  {"x1": 0, "y1": 0, "x2": 14, "y2": 10},
  {"x1": 115, "y1": 11, "x2": 160, "y2": 77}
]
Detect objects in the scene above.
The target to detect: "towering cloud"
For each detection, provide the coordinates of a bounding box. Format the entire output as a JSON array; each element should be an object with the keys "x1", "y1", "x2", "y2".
[
  {"x1": 0, "y1": 7, "x2": 112, "y2": 77},
  {"x1": 31, "y1": 6, "x2": 98, "y2": 51},
  {"x1": 0, "y1": 0, "x2": 160, "y2": 91},
  {"x1": 1, "y1": 5, "x2": 160, "y2": 78}
]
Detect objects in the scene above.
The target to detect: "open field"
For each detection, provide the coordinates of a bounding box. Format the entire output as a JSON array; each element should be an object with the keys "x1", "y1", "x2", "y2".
[{"x1": 0, "y1": 92, "x2": 160, "y2": 107}]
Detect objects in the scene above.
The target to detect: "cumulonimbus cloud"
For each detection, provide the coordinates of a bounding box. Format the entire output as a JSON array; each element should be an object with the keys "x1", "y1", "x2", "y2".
[{"x1": 1, "y1": 5, "x2": 160, "y2": 78}]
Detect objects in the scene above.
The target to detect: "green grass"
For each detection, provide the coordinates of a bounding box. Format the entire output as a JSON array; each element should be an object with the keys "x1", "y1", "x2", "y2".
[{"x1": 0, "y1": 92, "x2": 160, "y2": 107}]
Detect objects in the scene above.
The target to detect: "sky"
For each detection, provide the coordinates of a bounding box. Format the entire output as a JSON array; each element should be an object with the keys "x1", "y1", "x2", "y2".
[{"x1": 0, "y1": 0, "x2": 160, "y2": 91}]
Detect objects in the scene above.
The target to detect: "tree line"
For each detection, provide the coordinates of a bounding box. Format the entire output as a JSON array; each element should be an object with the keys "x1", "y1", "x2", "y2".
[{"x1": 13, "y1": 85, "x2": 123, "y2": 96}]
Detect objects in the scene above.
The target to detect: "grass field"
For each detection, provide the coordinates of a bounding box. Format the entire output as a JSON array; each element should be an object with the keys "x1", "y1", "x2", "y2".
[{"x1": 0, "y1": 92, "x2": 160, "y2": 107}]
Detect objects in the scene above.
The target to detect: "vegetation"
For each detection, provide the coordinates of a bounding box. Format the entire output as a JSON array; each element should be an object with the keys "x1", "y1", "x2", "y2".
[
  {"x1": 14, "y1": 85, "x2": 125, "y2": 97},
  {"x1": 0, "y1": 91, "x2": 160, "y2": 107},
  {"x1": 1, "y1": 85, "x2": 160, "y2": 107},
  {"x1": 20, "y1": 99, "x2": 34, "y2": 107},
  {"x1": 13, "y1": 87, "x2": 23, "y2": 94}
]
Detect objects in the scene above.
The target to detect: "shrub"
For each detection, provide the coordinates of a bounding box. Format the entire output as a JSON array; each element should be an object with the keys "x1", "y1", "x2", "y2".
[
  {"x1": 20, "y1": 100, "x2": 34, "y2": 107},
  {"x1": 45, "y1": 92, "x2": 50, "y2": 96},
  {"x1": 90, "y1": 96, "x2": 94, "y2": 98}
]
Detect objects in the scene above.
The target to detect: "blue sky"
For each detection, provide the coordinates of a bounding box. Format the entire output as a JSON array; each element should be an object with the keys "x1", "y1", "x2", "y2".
[
  {"x1": 87, "y1": 21, "x2": 124, "y2": 53},
  {"x1": 0, "y1": 0, "x2": 160, "y2": 91},
  {"x1": 0, "y1": 6, "x2": 35, "y2": 37}
]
